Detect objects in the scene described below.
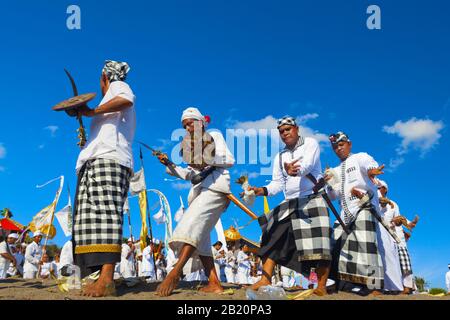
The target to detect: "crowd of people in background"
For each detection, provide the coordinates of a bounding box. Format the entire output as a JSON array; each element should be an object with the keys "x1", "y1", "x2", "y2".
[{"x1": 0, "y1": 232, "x2": 326, "y2": 291}]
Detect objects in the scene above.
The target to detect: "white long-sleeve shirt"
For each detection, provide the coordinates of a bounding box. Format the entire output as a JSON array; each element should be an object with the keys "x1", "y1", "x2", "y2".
[
  {"x1": 140, "y1": 246, "x2": 155, "y2": 277},
  {"x1": 327, "y1": 152, "x2": 380, "y2": 223},
  {"x1": 24, "y1": 241, "x2": 42, "y2": 273},
  {"x1": 264, "y1": 136, "x2": 322, "y2": 199},
  {"x1": 166, "y1": 130, "x2": 235, "y2": 200}
]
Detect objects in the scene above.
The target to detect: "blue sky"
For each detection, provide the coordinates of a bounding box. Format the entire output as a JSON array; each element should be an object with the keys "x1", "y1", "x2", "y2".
[{"x1": 0, "y1": 0, "x2": 449, "y2": 288}]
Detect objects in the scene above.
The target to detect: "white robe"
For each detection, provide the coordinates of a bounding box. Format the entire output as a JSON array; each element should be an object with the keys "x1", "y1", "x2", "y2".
[
  {"x1": 236, "y1": 251, "x2": 251, "y2": 284},
  {"x1": 140, "y1": 246, "x2": 156, "y2": 279},
  {"x1": 378, "y1": 199, "x2": 404, "y2": 291},
  {"x1": 224, "y1": 250, "x2": 237, "y2": 283},
  {"x1": 23, "y1": 241, "x2": 42, "y2": 279},
  {"x1": 0, "y1": 241, "x2": 12, "y2": 279},
  {"x1": 120, "y1": 244, "x2": 136, "y2": 278}
]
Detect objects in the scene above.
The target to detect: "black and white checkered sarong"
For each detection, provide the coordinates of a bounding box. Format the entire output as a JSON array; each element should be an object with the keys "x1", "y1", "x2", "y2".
[
  {"x1": 398, "y1": 246, "x2": 412, "y2": 276},
  {"x1": 258, "y1": 194, "x2": 331, "y2": 275},
  {"x1": 331, "y1": 208, "x2": 384, "y2": 288},
  {"x1": 73, "y1": 158, "x2": 132, "y2": 255}
]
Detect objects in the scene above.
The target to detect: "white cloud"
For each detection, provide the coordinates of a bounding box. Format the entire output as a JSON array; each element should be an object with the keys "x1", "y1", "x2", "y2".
[
  {"x1": 44, "y1": 125, "x2": 59, "y2": 137},
  {"x1": 171, "y1": 182, "x2": 191, "y2": 190},
  {"x1": 0, "y1": 143, "x2": 6, "y2": 159},
  {"x1": 383, "y1": 118, "x2": 444, "y2": 170},
  {"x1": 232, "y1": 114, "x2": 328, "y2": 144},
  {"x1": 383, "y1": 118, "x2": 444, "y2": 155}
]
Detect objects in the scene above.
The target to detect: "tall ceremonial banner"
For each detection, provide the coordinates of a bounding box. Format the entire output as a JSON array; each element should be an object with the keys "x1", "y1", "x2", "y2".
[
  {"x1": 149, "y1": 189, "x2": 172, "y2": 253},
  {"x1": 54, "y1": 195, "x2": 72, "y2": 237},
  {"x1": 129, "y1": 169, "x2": 148, "y2": 251},
  {"x1": 138, "y1": 191, "x2": 148, "y2": 251},
  {"x1": 31, "y1": 176, "x2": 64, "y2": 242}
]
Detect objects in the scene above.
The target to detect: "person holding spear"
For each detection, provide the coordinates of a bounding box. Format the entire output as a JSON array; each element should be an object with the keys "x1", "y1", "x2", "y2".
[{"x1": 152, "y1": 107, "x2": 235, "y2": 297}]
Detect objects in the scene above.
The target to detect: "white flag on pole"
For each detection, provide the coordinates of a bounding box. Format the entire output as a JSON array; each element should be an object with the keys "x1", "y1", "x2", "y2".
[
  {"x1": 174, "y1": 196, "x2": 185, "y2": 223},
  {"x1": 129, "y1": 169, "x2": 147, "y2": 195},
  {"x1": 153, "y1": 208, "x2": 166, "y2": 225},
  {"x1": 55, "y1": 205, "x2": 72, "y2": 237}
]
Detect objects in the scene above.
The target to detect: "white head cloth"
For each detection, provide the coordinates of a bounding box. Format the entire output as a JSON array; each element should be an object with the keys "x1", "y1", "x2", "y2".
[{"x1": 181, "y1": 107, "x2": 205, "y2": 124}]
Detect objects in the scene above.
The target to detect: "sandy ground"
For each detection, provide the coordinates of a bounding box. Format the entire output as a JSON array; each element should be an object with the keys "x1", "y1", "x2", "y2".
[{"x1": 0, "y1": 278, "x2": 448, "y2": 300}]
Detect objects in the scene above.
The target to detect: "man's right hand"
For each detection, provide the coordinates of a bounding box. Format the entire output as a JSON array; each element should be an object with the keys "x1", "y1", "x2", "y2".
[
  {"x1": 249, "y1": 187, "x2": 265, "y2": 197},
  {"x1": 156, "y1": 153, "x2": 170, "y2": 166}
]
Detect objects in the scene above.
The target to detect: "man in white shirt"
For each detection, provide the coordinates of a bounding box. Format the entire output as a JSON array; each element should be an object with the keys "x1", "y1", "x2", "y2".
[
  {"x1": 248, "y1": 116, "x2": 332, "y2": 296},
  {"x1": 224, "y1": 245, "x2": 237, "y2": 284},
  {"x1": 39, "y1": 253, "x2": 56, "y2": 279},
  {"x1": 155, "y1": 107, "x2": 235, "y2": 297},
  {"x1": 73, "y1": 60, "x2": 135, "y2": 297},
  {"x1": 376, "y1": 181, "x2": 404, "y2": 293},
  {"x1": 326, "y1": 132, "x2": 384, "y2": 295},
  {"x1": 0, "y1": 233, "x2": 18, "y2": 279},
  {"x1": 236, "y1": 245, "x2": 252, "y2": 285},
  {"x1": 446, "y1": 264, "x2": 450, "y2": 294},
  {"x1": 120, "y1": 238, "x2": 136, "y2": 279},
  {"x1": 23, "y1": 231, "x2": 43, "y2": 279},
  {"x1": 211, "y1": 241, "x2": 224, "y2": 281},
  {"x1": 7, "y1": 244, "x2": 25, "y2": 277},
  {"x1": 140, "y1": 243, "x2": 156, "y2": 280}
]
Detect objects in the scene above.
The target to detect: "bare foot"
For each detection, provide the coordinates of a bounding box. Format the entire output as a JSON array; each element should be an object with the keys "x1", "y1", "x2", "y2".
[
  {"x1": 369, "y1": 290, "x2": 383, "y2": 297},
  {"x1": 81, "y1": 282, "x2": 96, "y2": 296},
  {"x1": 250, "y1": 277, "x2": 271, "y2": 290},
  {"x1": 313, "y1": 286, "x2": 328, "y2": 296},
  {"x1": 156, "y1": 273, "x2": 180, "y2": 297},
  {"x1": 198, "y1": 282, "x2": 224, "y2": 294},
  {"x1": 83, "y1": 280, "x2": 116, "y2": 297}
]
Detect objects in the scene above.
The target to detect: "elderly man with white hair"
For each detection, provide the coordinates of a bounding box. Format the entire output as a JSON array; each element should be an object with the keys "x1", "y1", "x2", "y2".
[
  {"x1": 23, "y1": 231, "x2": 43, "y2": 279},
  {"x1": 0, "y1": 233, "x2": 19, "y2": 279},
  {"x1": 155, "y1": 107, "x2": 235, "y2": 297}
]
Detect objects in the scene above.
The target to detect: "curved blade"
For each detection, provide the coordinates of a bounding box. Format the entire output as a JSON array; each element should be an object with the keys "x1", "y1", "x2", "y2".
[{"x1": 64, "y1": 69, "x2": 79, "y2": 97}]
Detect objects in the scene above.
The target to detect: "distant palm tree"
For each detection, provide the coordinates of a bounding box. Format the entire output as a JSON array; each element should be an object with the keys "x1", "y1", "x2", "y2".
[{"x1": 414, "y1": 276, "x2": 428, "y2": 292}]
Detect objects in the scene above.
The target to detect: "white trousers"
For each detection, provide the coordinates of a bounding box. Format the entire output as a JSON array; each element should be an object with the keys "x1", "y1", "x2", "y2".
[
  {"x1": 225, "y1": 267, "x2": 236, "y2": 283},
  {"x1": 170, "y1": 188, "x2": 229, "y2": 257}
]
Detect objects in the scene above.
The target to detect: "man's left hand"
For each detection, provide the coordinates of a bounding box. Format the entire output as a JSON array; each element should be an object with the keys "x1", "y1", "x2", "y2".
[
  {"x1": 77, "y1": 105, "x2": 96, "y2": 117},
  {"x1": 368, "y1": 165, "x2": 385, "y2": 183}
]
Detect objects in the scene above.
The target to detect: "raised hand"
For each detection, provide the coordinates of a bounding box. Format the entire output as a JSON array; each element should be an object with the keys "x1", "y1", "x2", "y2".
[
  {"x1": 284, "y1": 159, "x2": 301, "y2": 176},
  {"x1": 248, "y1": 187, "x2": 266, "y2": 197},
  {"x1": 350, "y1": 187, "x2": 366, "y2": 199},
  {"x1": 368, "y1": 165, "x2": 385, "y2": 183}
]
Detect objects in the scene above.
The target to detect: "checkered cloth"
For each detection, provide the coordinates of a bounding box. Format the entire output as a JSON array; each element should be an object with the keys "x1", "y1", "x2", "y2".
[
  {"x1": 259, "y1": 194, "x2": 332, "y2": 265},
  {"x1": 103, "y1": 60, "x2": 130, "y2": 82},
  {"x1": 332, "y1": 208, "x2": 384, "y2": 288},
  {"x1": 73, "y1": 158, "x2": 132, "y2": 254},
  {"x1": 398, "y1": 246, "x2": 412, "y2": 276}
]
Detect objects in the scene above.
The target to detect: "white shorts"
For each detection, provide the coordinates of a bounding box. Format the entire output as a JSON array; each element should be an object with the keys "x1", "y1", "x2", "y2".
[{"x1": 169, "y1": 188, "x2": 229, "y2": 257}]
